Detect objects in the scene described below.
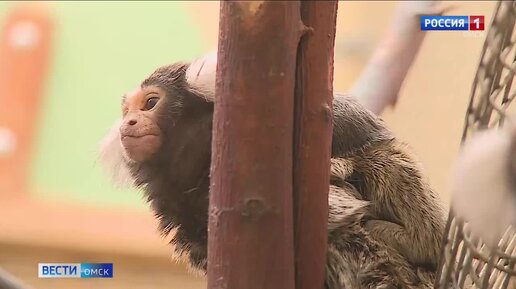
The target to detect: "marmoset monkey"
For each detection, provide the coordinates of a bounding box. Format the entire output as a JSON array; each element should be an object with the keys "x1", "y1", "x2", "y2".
[{"x1": 98, "y1": 53, "x2": 444, "y2": 288}]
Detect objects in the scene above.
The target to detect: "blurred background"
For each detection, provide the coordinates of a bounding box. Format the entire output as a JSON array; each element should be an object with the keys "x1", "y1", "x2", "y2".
[{"x1": 0, "y1": 1, "x2": 496, "y2": 288}]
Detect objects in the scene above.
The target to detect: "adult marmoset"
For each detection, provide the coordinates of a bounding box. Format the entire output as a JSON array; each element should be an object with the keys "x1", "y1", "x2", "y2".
[{"x1": 98, "y1": 53, "x2": 444, "y2": 288}]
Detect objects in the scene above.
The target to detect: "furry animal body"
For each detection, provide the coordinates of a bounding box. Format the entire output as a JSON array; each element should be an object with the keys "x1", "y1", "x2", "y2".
[{"x1": 99, "y1": 53, "x2": 445, "y2": 289}]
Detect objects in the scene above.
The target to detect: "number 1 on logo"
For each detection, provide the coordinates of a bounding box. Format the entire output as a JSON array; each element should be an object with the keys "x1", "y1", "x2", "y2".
[{"x1": 470, "y1": 16, "x2": 485, "y2": 31}]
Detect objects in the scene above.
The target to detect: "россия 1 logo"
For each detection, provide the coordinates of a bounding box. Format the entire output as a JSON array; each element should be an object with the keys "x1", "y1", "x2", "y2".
[{"x1": 420, "y1": 15, "x2": 485, "y2": 31}]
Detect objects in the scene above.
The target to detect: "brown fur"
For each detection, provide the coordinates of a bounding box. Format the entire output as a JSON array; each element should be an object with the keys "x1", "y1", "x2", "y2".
[
  {"x1": 99, "y1": 60, "x2": 444, "y2": 288},
  {"x1": 326, "y1": 184, "x2": 434, "y2": 289},
  {"x1": 331, "y1": 95, "x2": 445, "y2": 271}
]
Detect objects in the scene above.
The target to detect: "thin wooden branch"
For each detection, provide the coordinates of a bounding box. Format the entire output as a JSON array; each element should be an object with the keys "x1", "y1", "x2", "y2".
[
  {"x1": 352, "y1": 1, "x2": 454, "y2": 115},
  {"x1": 208, "y1": 2, "x2": 300, "y2": 289},
  {"x1": 0, "y1": 268, "x2": 32, "y2": 289},
  {"x1": 293, "y1": 2, "x2": 338, "y2": 289}
]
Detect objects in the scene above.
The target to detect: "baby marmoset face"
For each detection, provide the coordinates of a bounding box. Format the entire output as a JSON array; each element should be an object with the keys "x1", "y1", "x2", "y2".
[
  {"x1": 117, "y1": 59, "x2": 216, "y2": 165},
  {"x1": 119, "y1": 85, "x2": 165, "y2": 163}
]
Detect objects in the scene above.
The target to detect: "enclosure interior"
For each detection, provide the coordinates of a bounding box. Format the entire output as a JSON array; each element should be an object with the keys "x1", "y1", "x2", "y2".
[{"x1": 0, "y1": 1, "x2": 496, "y2": 288}]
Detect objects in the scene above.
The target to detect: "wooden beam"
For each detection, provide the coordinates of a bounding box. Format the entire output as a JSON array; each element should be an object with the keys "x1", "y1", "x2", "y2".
[
  {"x1": 293, "y1": 2, "x2": 338, "y2": 289},
  {"x1": 207, "y1": 1, "x2": 301, "y2": 289},
  {"x1": 0, "y1": 3, "x2": 53, "y2": 197}
]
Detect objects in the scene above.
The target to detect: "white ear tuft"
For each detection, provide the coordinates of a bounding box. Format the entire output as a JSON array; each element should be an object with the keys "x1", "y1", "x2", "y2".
[
  {"x1": 97, "y1": 119, "x2": 135, "y2": 188},
  {"x1": 185, "y1": 50, "x2": 217, "y2": 99}
]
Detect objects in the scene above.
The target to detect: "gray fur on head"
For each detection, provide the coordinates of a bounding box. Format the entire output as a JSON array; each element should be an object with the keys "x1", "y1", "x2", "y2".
[{"x1": 332, "y1": 93, "x2": 394, "y2": 156}]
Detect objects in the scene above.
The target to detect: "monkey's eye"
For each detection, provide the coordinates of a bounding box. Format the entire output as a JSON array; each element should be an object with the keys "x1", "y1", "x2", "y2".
[{"x1": 144, "y1": 97, "x2": 159, "y2": 111}]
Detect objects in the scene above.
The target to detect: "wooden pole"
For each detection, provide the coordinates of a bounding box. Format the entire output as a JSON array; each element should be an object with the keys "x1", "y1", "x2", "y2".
[
  {"x1": 208, "y1": 2, "x2": 300, "y2": 289},
  {"x1": 293, "y1": 2, "x2": 338, "y2": 289},
  {"x1": 209, "y1": 1, "x2": 338, "y2": 288},
  {"x1": 0, "y1": 3, "x2": 53, "y2": 197}
]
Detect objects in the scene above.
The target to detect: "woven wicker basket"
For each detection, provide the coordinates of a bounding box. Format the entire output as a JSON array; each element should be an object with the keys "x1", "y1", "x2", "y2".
[{"x1": 436, "y1": 2, "x2": 516, "y2": 289}]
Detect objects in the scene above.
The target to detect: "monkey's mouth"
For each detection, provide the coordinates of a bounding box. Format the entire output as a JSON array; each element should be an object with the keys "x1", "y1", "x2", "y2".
[
  {"x1": 121, "y1": 134, "x2": 162, "y2": 162},
  {"x1": 121, "y1": 134, "x2": 161, "y2": 148},
  {"x1": 121, "y1": 133, "x2": 159, "y2": 139}
]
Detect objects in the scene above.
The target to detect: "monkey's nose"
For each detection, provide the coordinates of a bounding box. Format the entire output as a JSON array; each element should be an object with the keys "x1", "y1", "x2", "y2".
[{"x1": 128, "y1": 119, "x2": 137, "y2": 126}]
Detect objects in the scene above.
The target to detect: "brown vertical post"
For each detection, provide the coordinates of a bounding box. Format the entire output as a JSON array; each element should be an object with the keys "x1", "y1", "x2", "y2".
[
  {"x1": 293, "y1": 2, "x2": 338, "y2": 289},
  {"x1": 208, "y1": 2, "x2": 300, "y2": 289}
]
